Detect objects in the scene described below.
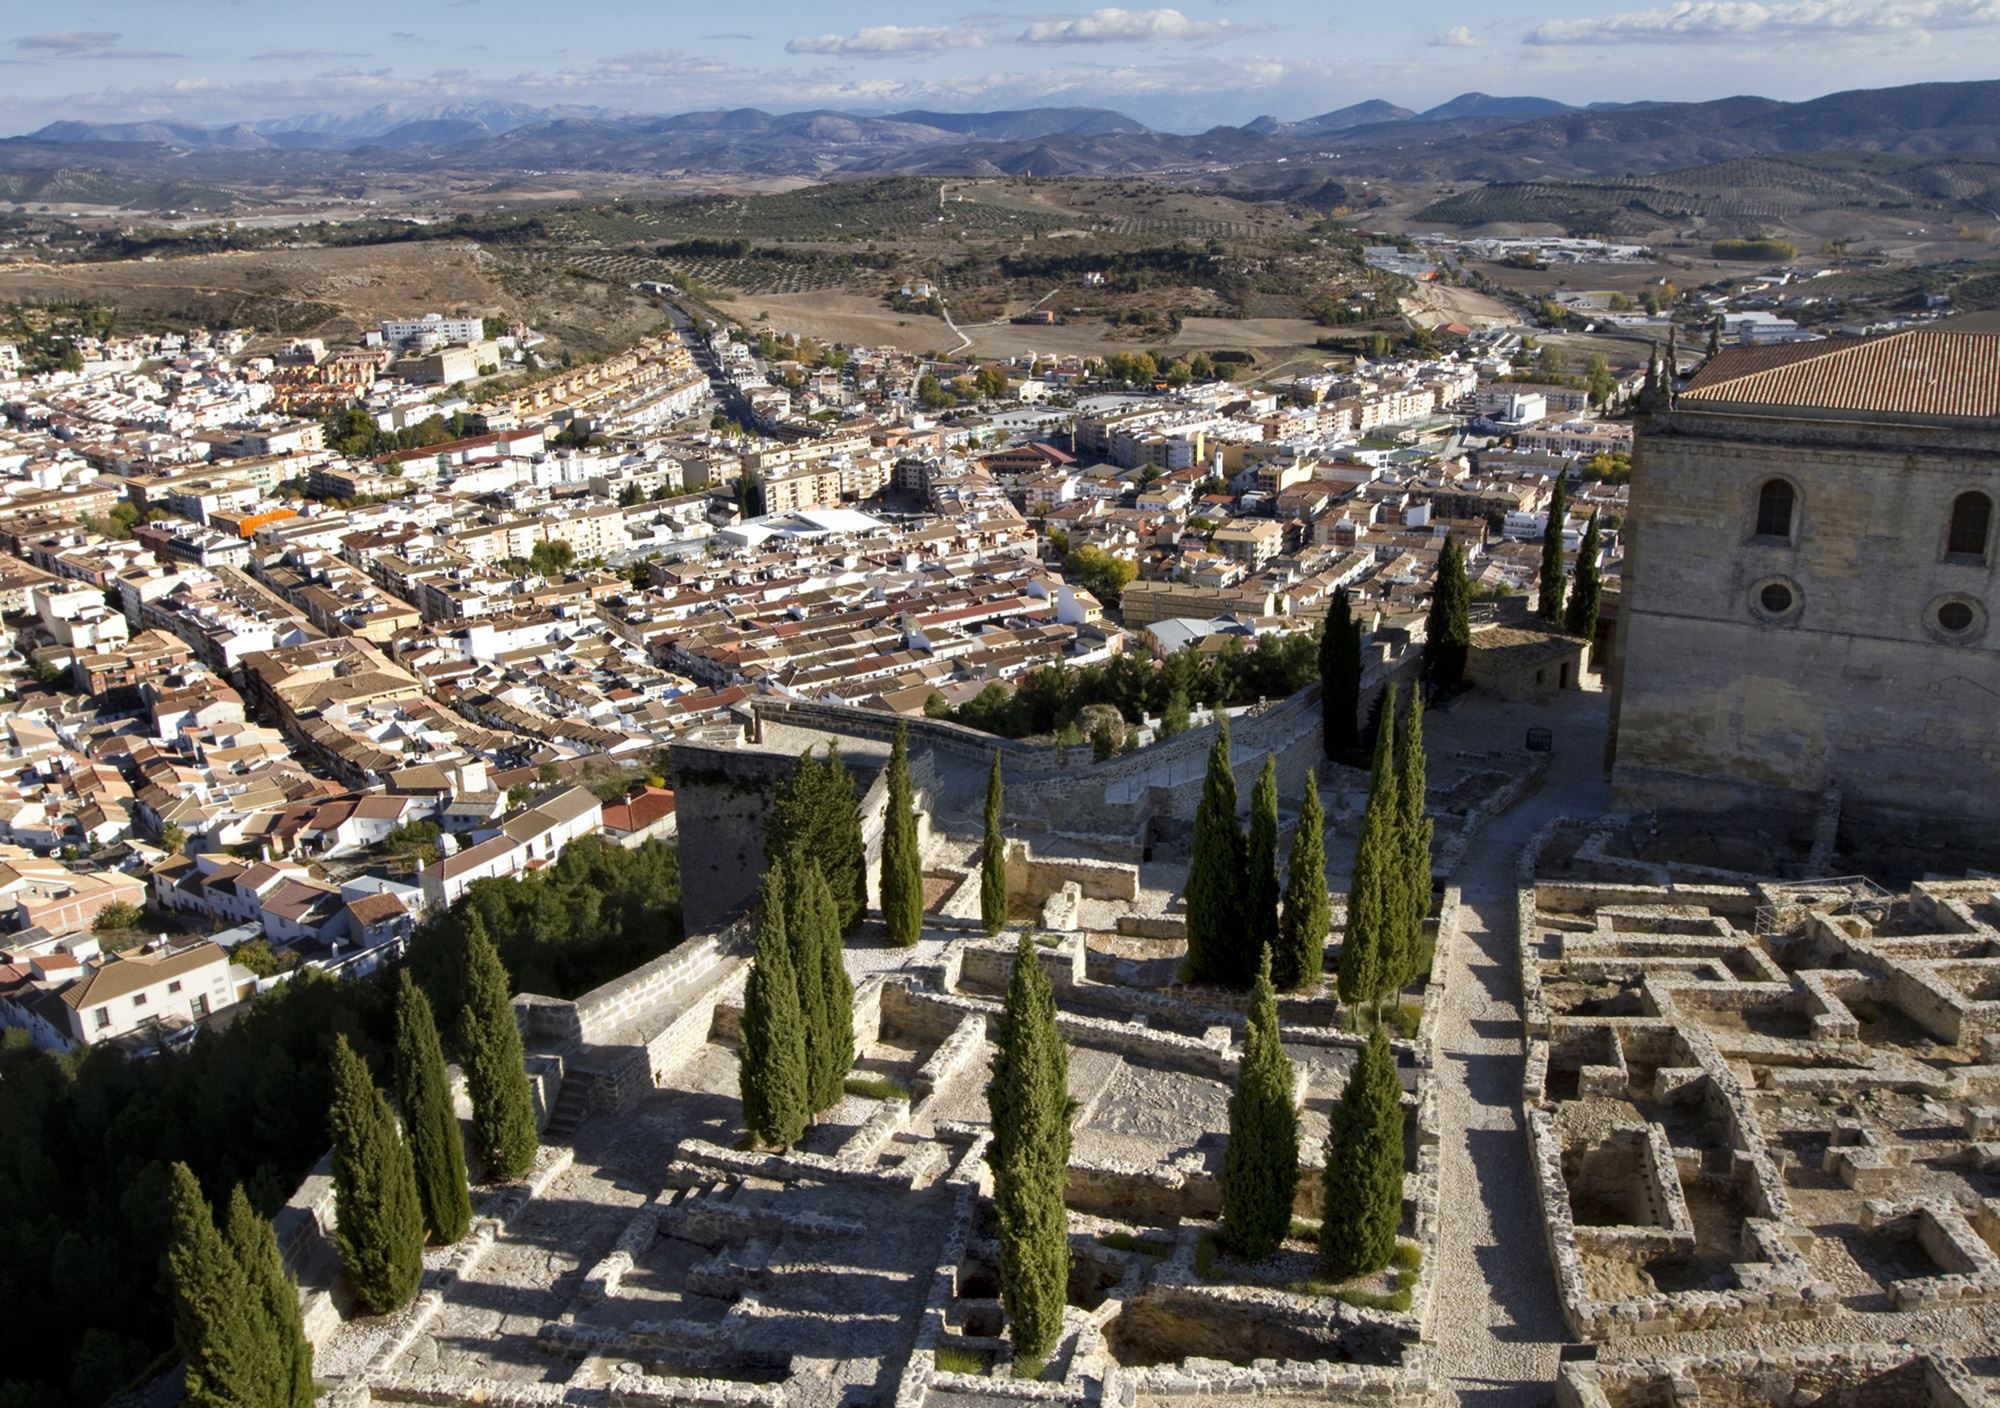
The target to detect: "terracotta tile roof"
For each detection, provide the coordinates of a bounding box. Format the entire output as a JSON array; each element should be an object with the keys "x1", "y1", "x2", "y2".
[
  {"x1": 60, "y1": 942, "x2": 226, "y2": 1010},
  {"x1": 1680, "y1": 330, "x2": 2000, "y2": 421}
]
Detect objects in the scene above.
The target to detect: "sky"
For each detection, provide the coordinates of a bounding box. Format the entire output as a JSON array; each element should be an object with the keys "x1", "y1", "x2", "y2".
[{"x1": 3, "y1": 1, "x2": 1998, "y2": 136}]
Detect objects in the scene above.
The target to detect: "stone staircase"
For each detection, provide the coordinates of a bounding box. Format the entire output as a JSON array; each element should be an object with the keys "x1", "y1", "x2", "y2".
[{"x1": 543, "y1": 1069, "x2": 600, "y2": 1141}]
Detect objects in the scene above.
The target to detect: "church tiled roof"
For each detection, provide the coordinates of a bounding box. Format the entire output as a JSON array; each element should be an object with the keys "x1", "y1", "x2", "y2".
[{"x1": 1680, "y1": 329, "x2": 2000, "y2": 421}]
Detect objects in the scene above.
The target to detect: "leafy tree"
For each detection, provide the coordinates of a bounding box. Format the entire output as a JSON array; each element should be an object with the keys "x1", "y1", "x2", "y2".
[
  {"x1": 1320, "y1": 590, "x2": 1361, "y2": 760},
  {"x1": 92, "y1": 901, "x2": 142, "y2": 934},
  {"x1": 158, "y1": 822, "x2": 188, "y2": 854},
  {"x1": 880, "y1": 722, "x2": 925, "y2": 946},
  {"x1": 1090, "y1": 719, "x2": 1117, "y2": 762},
  {"x1": 1585, "y1": 352, "x2": 1614, "y2": 409},
  {"x1": 1565, "y1": 509, "x2": 1603, "y2": 647},
  {"x1": 1276, "y1": 776, "x2": 1329, "y2": 990},
  {"x1": 1537, "y1": 474, "x2": 1568, "y2": 626},
  {"x1": 987, "y1": 934, "x2": 1071, "y2": 1364},
  {"x1": 1063, "y1": 545, "x2": 1137, "y2": 609},
  {"x1": 394, "y1": 971, "x2": 470, "y2": 1245},
  {"x1": 1244, "y1": 756, "x2": 1282, "y2": 984},
  {"x1": 166, "y1": 1163, "x2": 279, "y2": 1408},
  {"x1": 408, "y1": 837, "x2": 681, "y2": 1026},
  {"x1": 223, "y1": 1185, "x2": 314, "y2": 1408},
  {"x1": 1183, "y1": 715, "x2": 1245, "y2": 986},
  {"x1": 456, "y1": 914, "x2": 538, "y2": 1182},
  {"x1": 327, "y1": 1036, "x2": 424, "y2": 1314},
  {"x1": 526, "y1": 539, "x2": 575, "y2": 577},
  {"x1": 1160, "y1": 685, "x2": 1191, "y2": 738},
  {"x1": 1320, "y1": 1030, "x2": 1403, "y2": 1278},
  {"x1": 981, "y1": 753, "x2": 1008, "y2": 936},
  {"x1": 1222, "y1": 952, "x2": 1299, "y2": 1260},
  {"x1": 1392, "y1": 688, "x2": 1432, "y2": 990},
  {"x1": 1425, "y1": 534, "x2": 1470, "y2": 692},
  {"x1": 1338, "y1": 694, "x2": 1396, "y2": 1008},
  {"x1": 739, "y1": 867, "x2": 809, "y2": 1147}
]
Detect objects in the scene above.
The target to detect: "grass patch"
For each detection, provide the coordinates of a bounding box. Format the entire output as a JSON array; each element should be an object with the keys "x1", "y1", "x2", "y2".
[
  {"x1": 1409, "y1": 934, "x2": 1436, "y2": 983},
  {"x1": 843, "y1": 1075, "x2": 910, "y2": 1101},
  {"x1": 1098, "y1": 1231, "x2": 1165, "y2": 1256},
  {"x1": 934, "y1": 1345, "x2": 993, "y2": 1376},
  {"x1": 1035, "y1": 934, "x2": 1059, "y2": 948},
  {"x1": 1289, "y1": 1218, "x2": 1321, "y2": 1243},
  {"x1": 1390, "y1": 1240, "x2": 1423, "y2": 1272},
  {"x1": 1336, "y1": 1286, "x2": 1414, "y2": 1313},
  {"x1": 1194, "y1": 1230, "x2": 1220, "y2": 1280},
  {"x1": 1013, "y1": 1354, "x2": 1049, "y2": 1380}
]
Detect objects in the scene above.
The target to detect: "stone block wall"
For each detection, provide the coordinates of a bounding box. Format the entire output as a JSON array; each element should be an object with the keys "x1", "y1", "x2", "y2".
[{"x1": 1611, "y1": 408, "x2": 2000, "y2": 835}]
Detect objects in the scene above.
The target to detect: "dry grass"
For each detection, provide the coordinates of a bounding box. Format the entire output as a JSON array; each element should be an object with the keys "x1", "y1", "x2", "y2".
[{"x1": 0, "y1": 241, "x2": 659, "y2": 356}]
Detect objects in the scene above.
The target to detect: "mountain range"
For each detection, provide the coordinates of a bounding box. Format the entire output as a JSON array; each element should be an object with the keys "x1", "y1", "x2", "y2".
[{"x1": 5, "y1": 80, "x2": 1999, "y2": 204}]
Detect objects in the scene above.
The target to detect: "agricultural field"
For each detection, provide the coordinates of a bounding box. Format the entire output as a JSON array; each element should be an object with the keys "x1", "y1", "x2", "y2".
[
  {"x1": 1410, "y1": 154, "x2": 2000, "y2": 252},
  {"x1": 0, "y1": 177, "x2": 1397, "y2": 364},
  {"x1": 0, "y1": 240, "x2": 662, "y2": 357}
]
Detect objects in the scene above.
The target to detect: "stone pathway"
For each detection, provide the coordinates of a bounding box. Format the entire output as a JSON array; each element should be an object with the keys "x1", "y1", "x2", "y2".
[{"x1": 1431, "y1": 689, "x2": 1611, "y2": 1407}]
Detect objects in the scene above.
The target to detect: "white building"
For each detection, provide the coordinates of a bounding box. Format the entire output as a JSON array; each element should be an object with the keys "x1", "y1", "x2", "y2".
[
  {"x1": 375, "y1": 313, "x2": 485, "y2": 349},
  {"x1": 56, "y1": 941, "x2": 235, "y2": 1047}
]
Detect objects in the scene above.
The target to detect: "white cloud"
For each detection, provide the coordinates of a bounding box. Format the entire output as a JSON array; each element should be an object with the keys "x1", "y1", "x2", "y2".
[
  {"x1": 1429, "y1": 25, "x2": 1482, "y2": 47},
  {"x1": 15, "y1": 31, "x2": 122, "y2": 52},
  {"x1": 786, "y1": 25, "x2": 988, "y2": 56},
  {"x1": 1018, "y1": 8, "x2": 1242, "y2": 44},
  {"x1": 11, "y1": 29, "x2": 181, "y2": 60},
  {"x1": 1525, "y1": 0, "x2": 2000, "y2": 45}
]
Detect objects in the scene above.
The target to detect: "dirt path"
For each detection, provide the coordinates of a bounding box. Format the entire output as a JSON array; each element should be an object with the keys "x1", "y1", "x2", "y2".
[{"x1": 1430, "y1": 688, "x2": 1610, "y2": 1405}]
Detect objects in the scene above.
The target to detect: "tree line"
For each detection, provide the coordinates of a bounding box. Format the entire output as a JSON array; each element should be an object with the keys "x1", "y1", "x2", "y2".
[
  {"x1": 165, "y1": 922, "x2": 540, "y2": 1405},
  {"x1": 0, "y1": 837, "x2": 680, "y2": 1407},
  {"x1": 940, "y1": 632, "x2": 1319, "y2": 742}
]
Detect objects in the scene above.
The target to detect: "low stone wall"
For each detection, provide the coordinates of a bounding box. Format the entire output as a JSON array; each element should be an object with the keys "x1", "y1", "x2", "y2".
[{"x1": 1557, "y1": 1346, "x2": 1986, "y2": 1408}]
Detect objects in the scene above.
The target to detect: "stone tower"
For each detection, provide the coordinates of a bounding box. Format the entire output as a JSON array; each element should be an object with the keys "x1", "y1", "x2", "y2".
[{"x1": 1608, "y1": 330, "x2": 2000, "y2": 839}]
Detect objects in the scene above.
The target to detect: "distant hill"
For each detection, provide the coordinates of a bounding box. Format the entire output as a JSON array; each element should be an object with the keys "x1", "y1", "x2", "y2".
[
  {"x1": 1296, "y1": 100, "x2": 1417, "y2": 132},
  {"x1": 8, "y1": 80, "x2": 2000, "y2": 206},
  {"x1": 1418, "y1": 93, "x2": 1575, "y2": 122}
]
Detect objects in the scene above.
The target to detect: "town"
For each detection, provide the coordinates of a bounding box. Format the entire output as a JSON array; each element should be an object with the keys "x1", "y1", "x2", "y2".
[{"x1": 2, "y1": 22, "x2": 1999, "y2": 1408}]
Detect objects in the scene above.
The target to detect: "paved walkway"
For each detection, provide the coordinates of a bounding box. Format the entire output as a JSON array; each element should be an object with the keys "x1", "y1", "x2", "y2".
[{"x1": 1430, "y1": 688, "x2": 1612, "y2": 1407}]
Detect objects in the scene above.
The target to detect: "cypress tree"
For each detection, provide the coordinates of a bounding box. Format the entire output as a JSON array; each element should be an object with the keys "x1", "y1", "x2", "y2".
[
  {"x1": 1338, "y1": 693, "x2": 1395, "y2": 1008},
  {"x1": 986, "y1": 934, "x2": 1072, "y2": 1365},
  {"x1": 981, "y1": 752, "x2": 1009, "y2": 936},
  {"x1": 395, "y1": 969, "x2": 471, "y2": 1245},
  {"x1": 1565, "y1": 509, "x2": 1603, "y2": 648},
  {"x1": 1537, "y1": 473, "x2": 1568, "y2": 625},
  {"x1": 881, "y1": 721, "x2": 925, "y2": 946},
  {"x1": 1320, "y1": 589, "x2": 1361, "y2": 760},
  {"x1": 1243, "y1": 755, "x2": 1281, "y2": 987},
  {"x1": 778, "y1": 853, "x2": 829, "y2": 1112},
  {"x1": 166, "y1": 1162, "x2": 278, "y2": 1408},
  {"x1": 223, "y1": 1184, "x2": 314, "y2": 1408},
  {"x1": 769, "y1": 746, "x2": 866, "y2": 935},
  {"x1": 1393, "y1": 688, "x2": 1433, "y2": 991},
  {"x1": 821, "y1": 744, "x2": 868, "y2": 934},
  {"x1": 1222, "y1": 951, "x2": 1299, "y2": 1261},
  {"x1": 739, "y1": 866, "x2": 810, "y2": 1147},
  {"x1": 458, "y1": 912, "x2": 538, "y2": 1183},
  {"x1": 328, "y1": 1035, "x2": 425, "y2": 1314},
  {"x1": 1160, "y1": 683, "x2": 1191, "y2": 738},
  {"x1": 1424, "y1": 533, "x2": 1471, "y2": 692},
  {"x1": 795, "y1": 857, "x2": 853, "y2": 1112},
  {"x1": 1276, "y1": 775, "x2": 1330, "y2": 991},
  {"x1": 1320, "y1": 1030, "x2": 1404, "y2": 1278},
  {"x1": 812, "y1": 863, "x2": 855, "y2": 1109},
  {"x1": 1183, "y1": 714, "x2": 1245, "y2": 986}
]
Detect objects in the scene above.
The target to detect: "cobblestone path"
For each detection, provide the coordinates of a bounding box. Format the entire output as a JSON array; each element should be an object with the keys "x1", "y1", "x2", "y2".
[{"x1": 1431, "y1": 690, "x2": 1610, "y2": 1406}]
